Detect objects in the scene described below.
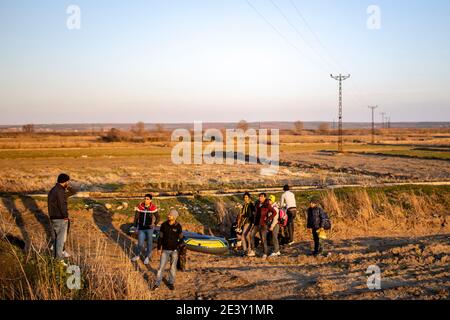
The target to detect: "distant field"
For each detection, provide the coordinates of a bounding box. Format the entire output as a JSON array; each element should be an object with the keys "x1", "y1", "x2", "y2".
[
  {"x1": 0, "y1": 129, "x2": 449, "y2": 194},
  {"x1": 0, "y1": 145, "x2": 171, "y2": 159}
]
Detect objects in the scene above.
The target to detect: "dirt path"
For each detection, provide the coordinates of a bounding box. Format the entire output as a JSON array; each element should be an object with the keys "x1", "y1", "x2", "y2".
[{"x1": 23, "y1": 181, "x2": 450, "y2": 200}]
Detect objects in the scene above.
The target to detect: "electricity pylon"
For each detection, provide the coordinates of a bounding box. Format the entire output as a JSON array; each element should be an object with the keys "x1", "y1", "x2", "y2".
[{"x1": 331, "y1": 74, "x2": 351, "y2": 153}]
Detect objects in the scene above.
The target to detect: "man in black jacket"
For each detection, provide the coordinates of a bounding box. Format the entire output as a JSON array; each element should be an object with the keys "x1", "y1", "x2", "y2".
[
  {"x1": 47, "y1": 173, "x2": 71, "y2": 265},
  {"x1": 154, "y1": 209, "x2": 183, "y2": 291},
  {"x1": 306, "y1": 196, "x2": 328, "y2": 256}
]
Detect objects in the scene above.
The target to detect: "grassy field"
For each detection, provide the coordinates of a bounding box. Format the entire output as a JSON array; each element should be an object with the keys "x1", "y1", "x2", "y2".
[{"x1": 1, "y1": 184, "x2": 448, "y2": 299}]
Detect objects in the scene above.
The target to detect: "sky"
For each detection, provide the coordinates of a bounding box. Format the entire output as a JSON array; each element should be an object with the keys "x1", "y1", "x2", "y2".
[{"x1": 0, "y1": 0, "x2": 449, "y2": 125}]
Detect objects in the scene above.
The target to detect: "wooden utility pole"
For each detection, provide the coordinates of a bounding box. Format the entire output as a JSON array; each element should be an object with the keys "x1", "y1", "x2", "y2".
[{"x1": 368, "y1": 106, "x2": 378, "y2": 144}]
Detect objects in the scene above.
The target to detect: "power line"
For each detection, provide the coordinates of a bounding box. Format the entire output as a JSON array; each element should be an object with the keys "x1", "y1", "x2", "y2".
[
  {"x1": 288, "y1": 0, "x2": 345, "y2": 73},
  {"x1": 269, "y1": 0, "x2": 337, "y2": 73},
  {"x1": 287, "y1": 0, "x2": 370, "y2": 114},
  {"x1": 245, "y1": 0, "x2": 328, "y2": 73}
]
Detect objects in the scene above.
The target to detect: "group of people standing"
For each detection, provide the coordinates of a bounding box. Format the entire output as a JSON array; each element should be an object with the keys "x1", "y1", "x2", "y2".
[
  {"x1": 236, "y1": 184, "x2": 330, "y2": 258},
  {"x1": 235, "y1": 185, "x2": 298, "y2": 258}
]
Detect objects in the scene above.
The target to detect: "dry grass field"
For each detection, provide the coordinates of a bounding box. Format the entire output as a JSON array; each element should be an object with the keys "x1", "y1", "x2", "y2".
[{"x1": 0, "y1": 128, "x2": 449, "y2": 300}]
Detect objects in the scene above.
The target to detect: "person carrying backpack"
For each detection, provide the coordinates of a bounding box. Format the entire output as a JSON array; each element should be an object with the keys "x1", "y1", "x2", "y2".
[
  {"x1": 131, "y1": 194, "x2": 160, "y2": 265},
  {"x1": 280, "y1": 185, "x2": 297, "y2": 245},
  {"x1": 306, "y1": 196, "x2": 331, "y2": 257},
  {"x1": 248, "y1": 193, "x2": 277, "y2": 259}
]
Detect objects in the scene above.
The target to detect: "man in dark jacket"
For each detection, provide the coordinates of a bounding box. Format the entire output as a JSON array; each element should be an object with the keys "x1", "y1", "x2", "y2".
[
  {"x1": 248, "y1": 193, "x2": 277, "y2": 258},
  {"x1": 306, "y1": 196, "x2": 327, "y2": 256},
  {"x1": 154, "y1": 209, "x2": 183, "y2": 291},
  {"x1": 47, "y1": 173, "x2": 71, "y2": 265},
  {"x1": 131, "y1": 194, "x2": 160, "y2": 265}
]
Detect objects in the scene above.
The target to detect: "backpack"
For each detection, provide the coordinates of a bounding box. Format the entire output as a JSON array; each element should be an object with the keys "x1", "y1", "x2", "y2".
[
  {"x1": 176, "y1": 242, "x2": 187, "y2": 271},
  {"x1": 278, "y1": 209, "x2": 288, "y2": 227},
  {"x1": 321, "y1": 211, "x2": 332, "y2": 230}
]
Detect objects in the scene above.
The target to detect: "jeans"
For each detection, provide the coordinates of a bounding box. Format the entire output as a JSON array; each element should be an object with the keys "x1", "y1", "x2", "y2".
[
  {"x1": 271, "y1": 224, "x2": 280, "y2": 253},
  {"x1": 155, "y1": 250, "x2": 178, "y2": 286},
  {"x1": 312, "y1": 228, "x2": 324, "y2": 254},
  {"x1": 51, "y1": 219, "x2": 68, "y2": 260},
  {"x1": 250, "y1": 225, "x2": 269, "y2": 256},
  {"x1": 135, "y1": 229, "x2": 154, "y2": 258},
  {"x1": 241, "y1": 223, "x2": 252, "y2": 252},
  {"x1": 286, "y1": 208, "x2": 297, "y2": 243}
]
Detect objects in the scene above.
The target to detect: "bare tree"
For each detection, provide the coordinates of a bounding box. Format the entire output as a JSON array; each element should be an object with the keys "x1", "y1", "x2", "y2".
[
  {"x1": 294, "y1": 121, "x2": 304, "y2": 134},
  {"x1": 22, "y1": 124, "x2": 35, "y2": 134},
  {"x1": 236, "y1": 120, "x2": 249, "y2": 131},
  {"x1": 132, "y1": 122, "x2": 146, "y2": 136},
  {"x1": 318, "y1": 122, "x2": 331, "y2": 134},
  {"x1": 155, "y1": 123, "x2": 165, "y2": 133}
]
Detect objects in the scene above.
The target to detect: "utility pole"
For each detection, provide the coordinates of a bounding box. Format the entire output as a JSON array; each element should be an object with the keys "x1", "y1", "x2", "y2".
[
  {"x1": 368, "y1": 106, "x2": 378, "y2": 144},
  {"x1": 380, "y1": 112, "x2": 386, "y2": 129},
  {"x1": 331, "y1": 74, "x2": 351, "y2": 153}
]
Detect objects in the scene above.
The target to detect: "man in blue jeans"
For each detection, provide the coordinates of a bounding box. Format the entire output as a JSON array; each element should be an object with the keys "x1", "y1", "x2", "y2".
[
  {"x1": 153, "y1": 209, "x2": 183, "y2": 291},
  {"x1": 131, "y1": 194, "x2": 160, "y2": 265}
]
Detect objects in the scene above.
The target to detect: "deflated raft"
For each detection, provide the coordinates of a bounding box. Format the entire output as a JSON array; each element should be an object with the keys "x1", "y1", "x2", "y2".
[{"x1": 130, "y1": 226, "x2": 229, "y2": 255}]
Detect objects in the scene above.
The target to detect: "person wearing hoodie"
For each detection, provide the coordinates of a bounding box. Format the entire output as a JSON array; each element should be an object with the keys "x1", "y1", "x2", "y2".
[
  {"x1": 131, "y1": 194, "x2": 160, "y2": 265},
  {"x1": 306, "y1": 196, "x2": 328, "y2": 256},
  {"x1": 248, "y1": 193, "x2": 277, "y2": 259},
  {"x1": 267, "y1": 195, "x2": 281, "y2": 257}
]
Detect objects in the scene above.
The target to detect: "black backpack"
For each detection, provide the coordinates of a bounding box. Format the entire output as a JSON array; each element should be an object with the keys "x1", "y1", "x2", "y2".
[
  {"x1": 321, "y1": 211, "x2": 332, "y2": 230},
  {"x1": 176, "y1": 242, "x2": 187, "y2": 271}
]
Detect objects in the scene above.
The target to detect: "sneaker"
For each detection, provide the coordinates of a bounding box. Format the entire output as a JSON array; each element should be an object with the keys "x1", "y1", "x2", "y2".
[
  {"x1": 276, "y1": 251, "x2": 281, "y2": 256},
  {"x1": 247, "y1": 251, "x2": 256, "y2": 257},
  {"x1": 131, "y1": 256, "x2": 140, "y2": 262},
  {"x1": 144, "y1": 257, "x2": 150, "y2": 265},
  {"x1": 288, "y1": 241, "x2": 295, "y2": 246},
  {"x1": 168, "y1": 283, "x2": 175, "y2": 291},
  {"x1": 269, "y1": 252, "x2": 278, "y2": 258},
  {"x1": 262, "y1": 254, "x2": 267, "y2": 259},
  {"x1": 62, "y1": 251, "x2": 71, "y2": 258},
  {"x1": 58, "y1": 260, "x2": 68, "y2": 267}
]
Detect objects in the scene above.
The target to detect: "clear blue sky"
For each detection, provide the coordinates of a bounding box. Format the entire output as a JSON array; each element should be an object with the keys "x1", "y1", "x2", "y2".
[{"x1": 0, "y1": 0, "x2": 449, "y2": 124}]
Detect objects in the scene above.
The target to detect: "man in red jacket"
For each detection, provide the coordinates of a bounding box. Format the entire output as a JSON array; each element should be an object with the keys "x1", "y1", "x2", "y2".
[
  {"x1": 248, "y1": 193, "x2": 277, "y2": 259},
  {"x1": 131, "y1": 194, "x2": 160, "y2": 265}
]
